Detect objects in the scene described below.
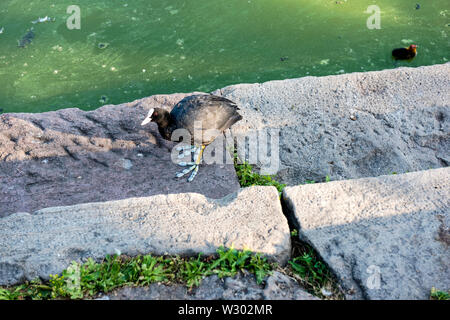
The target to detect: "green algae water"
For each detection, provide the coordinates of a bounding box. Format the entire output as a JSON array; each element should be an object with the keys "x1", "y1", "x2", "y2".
[{"x1": 0, "y1": 0, "x2": 448, "y2": 113}]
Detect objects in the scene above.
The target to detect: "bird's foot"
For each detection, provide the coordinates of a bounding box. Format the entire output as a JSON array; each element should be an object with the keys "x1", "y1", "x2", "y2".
[
  {"x1": 175, "y1": 163, "x2": 199, "y2": 182},
  {"x1": 175, "y1": 145, "x2": 205, "y2": 182},
  {"x1": 176, "y1": 145, "x2": 198, "y2": 159}
]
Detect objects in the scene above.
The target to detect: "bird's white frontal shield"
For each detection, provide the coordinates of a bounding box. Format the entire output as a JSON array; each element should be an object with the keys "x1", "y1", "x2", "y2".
[{"x1": 141, "y1": 108, "x2": 154, "y2": 126}]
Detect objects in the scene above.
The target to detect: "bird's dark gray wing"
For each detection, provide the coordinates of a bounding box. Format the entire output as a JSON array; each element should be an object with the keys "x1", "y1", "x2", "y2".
[{"x1": 170, "y1": 95, "x2": 242, "y2": 145}]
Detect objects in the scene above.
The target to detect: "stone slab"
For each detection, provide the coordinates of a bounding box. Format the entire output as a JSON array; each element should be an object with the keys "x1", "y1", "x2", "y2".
[
  {"x1": 0, "y1": 92, "x2": 240, "y2": 218},
  {"x1": 0, "y1": 186, "x2": 290, "y2": 286},
  {"x1": 282, "y1": 168, "x2": 450, "y2": 300},
  {"x1": 213, "y1": 63, "x2": 450, "y2": 184}
]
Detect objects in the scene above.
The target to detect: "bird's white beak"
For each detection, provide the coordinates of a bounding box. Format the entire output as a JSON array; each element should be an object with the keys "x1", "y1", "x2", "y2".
[{"x1": 141, "y1": 108, "x2": 154, "y2": 126}]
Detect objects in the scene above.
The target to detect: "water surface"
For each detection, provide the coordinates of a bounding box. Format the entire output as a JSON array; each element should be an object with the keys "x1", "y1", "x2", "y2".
[{"x1": 0, "y1": 0, "x2": 448, "y2": 113}]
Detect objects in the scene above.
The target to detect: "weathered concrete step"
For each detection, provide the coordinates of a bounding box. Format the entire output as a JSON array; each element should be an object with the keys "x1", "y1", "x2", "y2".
[
  {"x1": 215, "y1": 63, "x2": 450, "y2": 184},
  {"x1": 282, "y1": 168, "x2": 450, "y2": 300},
  {"x1": 0, "y1": 92, "x2": 239, "y2": 218},
  {"x1": 0, "y1": 186, "x2": 290, "y2": 286}
]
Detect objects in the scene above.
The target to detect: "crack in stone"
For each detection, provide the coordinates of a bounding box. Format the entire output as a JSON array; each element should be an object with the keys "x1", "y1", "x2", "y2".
[
  {"x1": 88, "y1": 157, "x2": 109, "y2": 168},
  {"x1": 31, "y1": 119, "x2": 45, "y2": 131},
  {"x1": 85, "y1": 114, "x2": 116, "y2": 141},
  {"x1": 62, "y1": 146, "x2": 80, "y2": 161}
]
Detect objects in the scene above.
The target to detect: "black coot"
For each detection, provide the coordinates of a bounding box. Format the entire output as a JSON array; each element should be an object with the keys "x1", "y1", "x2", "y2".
[
  {"x1": 392, "y1": 44, "x2": 418, "y2": 60},
  {"x1": 141, "y1": 94, "x2": 242, "y2": 181}
]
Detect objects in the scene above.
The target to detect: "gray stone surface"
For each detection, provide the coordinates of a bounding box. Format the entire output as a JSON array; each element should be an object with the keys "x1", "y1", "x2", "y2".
[
  {"x1": 262, "y1": 271, "x2": 319, "y2": 300},
  {"x1": 282, "y1": 168, "x2": 450, "y2": 300},
  {"x1": 104, "y1": 271, "x2": 318, "y2": 300},
  {"x1": 0, "y1": 186, "x2": 290, "y2": 286},
  {"x1": 213, "y1": 63, "x2": 450, "y2": 185},
  {"x1": 0, "y1": 92, "x2": 240, "y2": 218}
]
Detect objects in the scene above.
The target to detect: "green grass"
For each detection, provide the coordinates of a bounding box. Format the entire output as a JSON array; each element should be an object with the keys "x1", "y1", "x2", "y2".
[
  {"x1": 283, "y1": 230, "x2": 344, "y2": 300},
  {"x1": 232, "y1": 149, "x2": 333, "y2": 193},
  {"x1": 234, "y1": 161, "x2": 286, "y2": 195},
  {"x1": 0, "y1": 247, "x2": 274, "y2": 300},
  {"x1": 430, "y1": 287, "x2": 450, "y2": 300},
  {"x1": 0, "y1": 241, "x2": 344, "y2": 300},
  {"x1": 232, "y1": 151, "x2": 341, "y2": 299},
  {"x1": 233, "y1": 152, "x2": 286, "y2": 195}
]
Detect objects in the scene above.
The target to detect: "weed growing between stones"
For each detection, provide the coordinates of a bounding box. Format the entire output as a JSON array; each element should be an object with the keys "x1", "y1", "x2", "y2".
[
  {"x1": 430, "y1": 287, "x2": 450, "y2": 300},
  {"x1": 233, "y1": 152, "x2": 286, "y2": 195},
  {"x1": 0, "y1": 247, "x2": 274, "y2": 300},
  {"x1": 232, "y1": 149, "x2": 332, "y2": 193},
  {"x1": 279, "y1": 230, "x2": 345, "y2": 300},
  {"x1": 0, "y1": 242, "x2": 344, "y2": 300},
  {"x1": 232, "y1": 150, "x2": 343, "y2": 299}
]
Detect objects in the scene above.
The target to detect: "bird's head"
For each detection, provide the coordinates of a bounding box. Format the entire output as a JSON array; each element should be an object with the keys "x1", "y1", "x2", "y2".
[
  {"x1": 141, "y1": 108, "x2": 167, "y2": 126},
  {"x1": 409, "y1": 44, "x2": 417, "y2": 52}
]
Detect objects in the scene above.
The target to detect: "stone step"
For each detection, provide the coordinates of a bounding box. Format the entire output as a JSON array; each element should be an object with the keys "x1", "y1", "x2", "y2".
[
  {"x1": 282, "y1": 167, "x2": 450, "y2": 300},
  {"x1": 0, "y1": 186, "x2": 290, "y2": 286},
  {"x1": 0, "y1": 92, "x2": 239, "y2": 218},
  {"x1": 214, "y1": 63, "x2": 450, "y2": 184}
]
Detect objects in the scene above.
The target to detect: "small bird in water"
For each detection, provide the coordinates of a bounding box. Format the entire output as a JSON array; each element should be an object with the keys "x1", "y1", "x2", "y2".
[
  {"x1": 141, "y1": 94, "x2": 242, "y2": 182},
  {"x1": 392, "y1": 44, "x2": 418, "y2": 61},
  {"x1": 18, "y1": 28, "x2": 35, "y2": 48}
]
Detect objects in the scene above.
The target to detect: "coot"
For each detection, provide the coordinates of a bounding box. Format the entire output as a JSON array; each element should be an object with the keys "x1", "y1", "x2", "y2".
[
  {"x1": 141, "y1": 94, "x2": 242, "y2": 181},
  {"x1": 392, "y1": 44, "x2": 418, "y2": 60}
]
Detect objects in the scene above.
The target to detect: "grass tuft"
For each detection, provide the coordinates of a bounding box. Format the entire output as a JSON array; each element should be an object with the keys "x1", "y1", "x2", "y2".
[
  {"x1": 0, "y1": 247, "x2": 274, "y2": 300},
  {"x1": 233, "y1": 152, "x2": 286, "y2": 195},
  {"x1": 282, "y1": 230, "x2": 344, "y2": 300},
  {"x1": 430, "y1": 287, "x2": 450, "y2": 300}
]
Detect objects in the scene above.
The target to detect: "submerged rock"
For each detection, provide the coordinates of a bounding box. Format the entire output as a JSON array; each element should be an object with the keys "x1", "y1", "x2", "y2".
[
  {"x1": 97, "y1": 42, "x2": 109, "y2": 49},
  {"x1": 17, "y1": 28, "x2": 35, "y2": 48}
]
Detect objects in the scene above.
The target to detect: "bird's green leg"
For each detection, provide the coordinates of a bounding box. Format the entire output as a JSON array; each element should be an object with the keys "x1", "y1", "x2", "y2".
[{"x1": 188, "y1": 145, "x2": 205, "y2": 182}]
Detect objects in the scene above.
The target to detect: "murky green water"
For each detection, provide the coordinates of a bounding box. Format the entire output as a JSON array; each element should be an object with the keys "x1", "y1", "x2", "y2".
[{"x1": 0, "y1": 0, "x2": 448, "y2": 113}]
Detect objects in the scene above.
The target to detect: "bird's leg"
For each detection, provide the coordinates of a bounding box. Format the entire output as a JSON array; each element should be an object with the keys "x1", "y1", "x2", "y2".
[
  {"x1": 175, "y1": 145, "x2": 205, "y2": 182},
  {"x1": 188, "y1": 145, "x2": 205, "y2": 182}
]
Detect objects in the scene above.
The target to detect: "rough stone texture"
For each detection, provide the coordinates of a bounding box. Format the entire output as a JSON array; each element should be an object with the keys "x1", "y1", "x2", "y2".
[
  {"x1": 262, "y1": 271, "x2": 319, "y2": 300},
  {"x1": 0, "y1": 186, "x2": 290, "y2": 286},
  {"x1": 0, "y1": 92, "x2": 240, "y2": 218},
  {"x1": 102, "y1": 271, "x2": 318, "y2": 300},
  {"x1": 282, "y1": 168, "x2": 450, "y2": 300},
  {"x1": 213, "y1": 63, "x2": 450, "y2": 184}
]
